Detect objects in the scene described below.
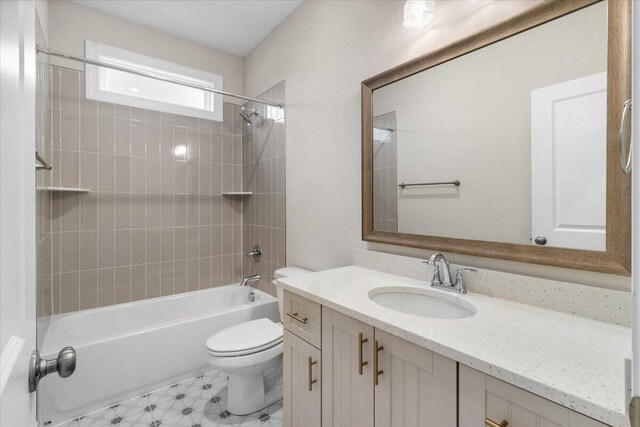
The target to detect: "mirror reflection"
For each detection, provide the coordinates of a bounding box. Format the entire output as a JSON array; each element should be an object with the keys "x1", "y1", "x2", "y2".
[{"x1": 372, "y1": 2, "x2": 608, "y2": 251}]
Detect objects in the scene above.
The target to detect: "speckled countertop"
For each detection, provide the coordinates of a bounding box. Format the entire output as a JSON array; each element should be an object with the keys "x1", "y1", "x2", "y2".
[{"x1": 275, "y1": 266, "x2": 631, "y2": 426}]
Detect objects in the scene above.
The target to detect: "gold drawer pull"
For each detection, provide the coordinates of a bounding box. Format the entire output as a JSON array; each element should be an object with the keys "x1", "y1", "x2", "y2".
[
  {"x1": 374, "y1": 339, "x2": 384, "y2": 385},
  {"x1": 286, "y1": 312, "x2": 308, "y2": 324},
  {"x1": 485, "y1": 419, "x2": 508, "y2": 427},
  {"x1": 308, "y1": 356, "x2": 318, "y2": 391},
  {"x1": 358, "y1": 333, "x2": 369, "y2": 375}
]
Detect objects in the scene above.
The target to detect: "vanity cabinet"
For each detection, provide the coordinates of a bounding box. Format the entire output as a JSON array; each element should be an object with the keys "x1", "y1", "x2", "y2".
[
  {"x1": 321, "y1": 308, "x2": 374, "y2": 427},
  {"x1": 374, "y1": 329, "x2": 456, "y2": 427},
  {"x1": 321, "y1": 308, "x2": 457, "y2": 427},
  {"x1": 458, "y1": 365, "x2": 609, "y2": 427},
  {"x1": 282, "y1": 291, "x2": 612, "y2": 427},
  {"x1": 283, "y1": 330, "x2": 321, "y2": 427}
]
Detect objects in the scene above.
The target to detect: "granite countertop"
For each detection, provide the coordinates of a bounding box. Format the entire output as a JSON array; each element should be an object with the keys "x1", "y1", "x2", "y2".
[{"x1": 275, "y1": 266, "x2": 631, "y2": 426}]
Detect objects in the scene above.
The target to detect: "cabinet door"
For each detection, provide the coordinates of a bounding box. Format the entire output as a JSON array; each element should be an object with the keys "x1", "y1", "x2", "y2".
[
  {"x1": 459, "y1": 364, "x2": 609, "y2": 427},
  {"x1": 374, "y1": 329, "x2": 456, "y2": 427},
  {"x1": 322, "y1": 307, "x2": 374, "y2": 427},
  {"x1": 283, "y1": 330, "x2": 321, "y2": 427}
]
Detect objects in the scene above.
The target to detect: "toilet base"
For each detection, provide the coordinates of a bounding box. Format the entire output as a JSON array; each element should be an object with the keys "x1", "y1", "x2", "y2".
[{"x1": 225, "y1": 355, "x2": 283, "y2": 416}]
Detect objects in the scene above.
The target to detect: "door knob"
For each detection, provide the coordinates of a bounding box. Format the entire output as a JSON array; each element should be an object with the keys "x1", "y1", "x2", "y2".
[
  {"x1": 534, "y1": 236, "x2": 547, "y2": 246},
  {"x1": 28, "y1": 346, "x2": 76, "y2": 392}
]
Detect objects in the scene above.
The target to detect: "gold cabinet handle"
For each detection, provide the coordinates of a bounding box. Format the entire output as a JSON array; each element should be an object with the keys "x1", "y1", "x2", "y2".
[
  {"x1": 358, "y1": 333, "x2": 369, "y2": 375},
  {"x1": 485, "y1": 419, "x2": 508, "y2": 427},
  {"x1": 286, "y1": 312, "x2": 308, "y2": 324},
  {"x1": 374, "y1": 339, "x2": 384, "y2": 385},
  {"x1": 308, "y1": 356, "x2": 318, "y2": 391}
]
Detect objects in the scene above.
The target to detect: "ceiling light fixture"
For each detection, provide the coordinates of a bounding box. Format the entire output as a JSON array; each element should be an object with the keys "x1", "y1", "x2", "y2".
[{"x1": 403, "y1": 0, "x2": 435, "y2": 30}]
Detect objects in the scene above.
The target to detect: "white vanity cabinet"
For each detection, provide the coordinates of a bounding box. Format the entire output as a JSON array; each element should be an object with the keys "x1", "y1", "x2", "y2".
[
  {"x1": 459, "y1": 365, "x2": 609, "y2": 427},
  {"x1": 281, "y1": 291, "x2": 612, "y2": 427}
]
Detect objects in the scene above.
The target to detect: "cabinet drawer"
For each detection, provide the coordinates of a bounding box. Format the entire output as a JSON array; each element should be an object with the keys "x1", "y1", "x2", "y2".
[
  {"x1": 283, "y1": 291, "x2": 321, "y2": 348},
  {"x1": 459, "y1": 365, "x2": 609, "y2": 427}
]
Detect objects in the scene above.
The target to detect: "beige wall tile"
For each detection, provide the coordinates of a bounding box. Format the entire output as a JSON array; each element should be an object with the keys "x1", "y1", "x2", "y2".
[
  {"x1": 80, "y1": 270, "x2": 98, "y2": 310},
  {"x1": 115, "y1": 266, "x2": 131, "y2": 304},
  {"x1": 60, "y1": 272, "x2": 80, "y2": 313},
  {"x1": 146, "y1": 263, "x2": 161, "y2": 298},
  {"x1": 98, "y1": 230, "x2": 115, "y2": 268},
  {"x1": 115, "y1": 155, "x2": 130, "y2": 192},
  {"x1": 48, "y1": 63, "x2": 282, "y2": 314},
  {"x1": 81, "y1": 113, "x2": 98, "y2": 153},
  {"x1": 131, "y1": 265, "x2": 146, "y2": 301},
  {"x1": 80, "y1": 231, "x2": 98, "y2": 271},
  {"x1": 97, "y1": 268, "x2": 115, "y2": 307},
  {"x1": 60, "y1": 232, "x2": 80, "y2": 273},
  {"x1": 61, "y1": 109, "x2": 80, "y2": 151},
  {"x1": 98, "y1": 115, "x2": 115, "y2": 154}
]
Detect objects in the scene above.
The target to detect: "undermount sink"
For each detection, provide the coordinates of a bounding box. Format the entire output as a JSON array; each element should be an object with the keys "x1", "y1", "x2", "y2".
[{"x1": 368, "y1": 287, "x2": 476, "y2": 319}]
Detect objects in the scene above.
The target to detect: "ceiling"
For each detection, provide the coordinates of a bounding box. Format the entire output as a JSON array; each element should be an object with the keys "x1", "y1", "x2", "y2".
[{"x1": 71, "y1": 0, "x2": 303, "y2": 57}]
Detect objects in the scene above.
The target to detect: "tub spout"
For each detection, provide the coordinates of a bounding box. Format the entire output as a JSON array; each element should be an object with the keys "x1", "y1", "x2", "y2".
[{"x1": 241, "y1": 274, "x2": 260, "y2": 286}]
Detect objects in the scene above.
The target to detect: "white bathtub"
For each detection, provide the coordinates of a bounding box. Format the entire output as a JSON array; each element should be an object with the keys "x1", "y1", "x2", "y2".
[{"x1": 39, "y1": 285, "x2": 279, "y2": 426}]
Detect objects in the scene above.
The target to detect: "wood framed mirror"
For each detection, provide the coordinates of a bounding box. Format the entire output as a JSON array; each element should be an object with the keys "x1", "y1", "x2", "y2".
[{"x1": 362, "y1": 0, "x2": 631, "y2": 275}]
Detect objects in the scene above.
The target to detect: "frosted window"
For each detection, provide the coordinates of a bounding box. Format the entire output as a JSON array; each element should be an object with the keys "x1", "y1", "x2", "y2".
[{"x1": 85, "y1": 41, "x2": 223, "y2": 121}]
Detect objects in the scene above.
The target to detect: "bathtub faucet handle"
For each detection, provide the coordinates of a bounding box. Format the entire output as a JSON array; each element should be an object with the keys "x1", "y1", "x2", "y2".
[
  {"x1": 241, "y1": 274, "x2": 261, "y2": 287},
  {"x1": 246, "y1": 245, "x2": 262, "y2": 261}
]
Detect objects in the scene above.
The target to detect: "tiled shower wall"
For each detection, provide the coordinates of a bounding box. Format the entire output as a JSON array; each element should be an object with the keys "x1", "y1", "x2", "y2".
[
  {"x1": 242, "y1": 82, "x2": 286, "y2": 297},
  {"x1": 47, "y1": 65, "x2": 246, "y2": 314},
  {"x1": 373, "y1": 111, "x2": 397, "y2": 232}
]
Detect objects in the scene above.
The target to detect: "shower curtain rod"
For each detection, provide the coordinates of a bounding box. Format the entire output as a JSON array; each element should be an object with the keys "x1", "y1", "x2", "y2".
[{"x1": 37, "y1": 46, "x2": 283, "y2": 108}]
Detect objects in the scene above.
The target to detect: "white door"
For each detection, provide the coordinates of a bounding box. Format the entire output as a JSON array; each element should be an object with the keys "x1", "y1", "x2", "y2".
[
  {"x1": 531, "y1": 72, "x2": 607, "y2": 251},
  {"x1": 0, "y1": 0, "x2": 38, "y2": 426}
]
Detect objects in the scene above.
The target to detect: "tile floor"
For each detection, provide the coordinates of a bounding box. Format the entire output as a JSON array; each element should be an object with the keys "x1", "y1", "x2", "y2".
[{"x1": 56, "y1": 370, "x2": 283, "y2": 427}]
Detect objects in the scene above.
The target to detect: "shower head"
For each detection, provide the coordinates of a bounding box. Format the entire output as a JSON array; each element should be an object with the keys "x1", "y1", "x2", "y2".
[{"x1": 239, "y1": 108, "x2": 260, "y2": 124}]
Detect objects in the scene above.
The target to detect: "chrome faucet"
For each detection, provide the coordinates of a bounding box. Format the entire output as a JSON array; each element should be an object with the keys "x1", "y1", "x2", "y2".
[
  {"x1": 241, "y1": 274, "x2": 260, "y2": 287},
  {"x1": 424, "y1": 253, "x2": 476, "y2": 294}
]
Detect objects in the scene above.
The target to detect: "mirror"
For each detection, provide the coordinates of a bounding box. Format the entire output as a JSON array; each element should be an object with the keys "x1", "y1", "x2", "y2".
[{"x1": 362, "y1": 0, "x2": 631, "y2": 275}]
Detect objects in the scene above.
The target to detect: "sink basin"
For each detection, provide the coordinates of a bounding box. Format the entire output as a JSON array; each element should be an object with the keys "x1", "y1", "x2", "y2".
[{"x1": 368, "y1": 287, "x2": 476, "y2": 319}]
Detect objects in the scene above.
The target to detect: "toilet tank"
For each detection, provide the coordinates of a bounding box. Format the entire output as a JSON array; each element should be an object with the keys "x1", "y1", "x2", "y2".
[{"x1": 274, "y1": 267, "x2": 311, "y2": 321}]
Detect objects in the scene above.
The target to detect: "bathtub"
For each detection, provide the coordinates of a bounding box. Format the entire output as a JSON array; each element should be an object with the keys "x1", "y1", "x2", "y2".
[{"x1": 39, "y1": 285, "x2": 279, "y2": 426}]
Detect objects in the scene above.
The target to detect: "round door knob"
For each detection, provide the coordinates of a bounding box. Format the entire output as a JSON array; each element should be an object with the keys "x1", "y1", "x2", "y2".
[
  {"x1": 534, "y1": 236, "x2": 547, "y2": 246},
  {"x1": 57, "y1": 346, "x2": 76, "y2": 378}
]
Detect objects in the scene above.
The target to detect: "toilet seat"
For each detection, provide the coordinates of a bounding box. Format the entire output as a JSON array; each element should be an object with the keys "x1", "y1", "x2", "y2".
[{"x1": 206, "y1": 318, "x2": 283, "y2": 357}]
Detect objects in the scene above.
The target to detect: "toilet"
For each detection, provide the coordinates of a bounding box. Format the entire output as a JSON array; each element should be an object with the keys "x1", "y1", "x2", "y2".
[{"x1": 206, "y1": 267, "x2": 310, "y2": 415}]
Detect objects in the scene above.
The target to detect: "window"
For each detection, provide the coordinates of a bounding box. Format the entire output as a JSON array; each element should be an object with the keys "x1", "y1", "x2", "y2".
[{"x1": 85, "y1": 41, "x2": 223, "y2": 121}]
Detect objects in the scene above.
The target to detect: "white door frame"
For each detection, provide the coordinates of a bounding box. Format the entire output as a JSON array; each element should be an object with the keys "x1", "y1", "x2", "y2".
[{"x1": 0, "y1": 0, "x2": 38, "y2": 425}]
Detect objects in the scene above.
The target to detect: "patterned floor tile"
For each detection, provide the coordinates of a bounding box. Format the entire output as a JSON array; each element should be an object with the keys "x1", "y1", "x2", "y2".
[{"x1": 55, "y1": 370, "x2": 282, "y2": 427}]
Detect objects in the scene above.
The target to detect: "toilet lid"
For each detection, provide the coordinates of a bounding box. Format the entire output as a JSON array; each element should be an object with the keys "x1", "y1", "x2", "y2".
[{"x1": 206, "y1": 318, "x2": 283, "y2": 357}]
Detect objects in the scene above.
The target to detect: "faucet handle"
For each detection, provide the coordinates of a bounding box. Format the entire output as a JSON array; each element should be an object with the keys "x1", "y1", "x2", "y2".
[
  {"x1": 430, "y1": 264, "x2": 442, "y2": 285},
  {"x1": 454, "y1": 267, "x2": 477, "y2": 294}
]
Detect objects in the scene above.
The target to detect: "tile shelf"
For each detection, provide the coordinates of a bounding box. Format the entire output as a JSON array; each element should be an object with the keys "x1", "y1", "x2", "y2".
[
  {"x1": 221, "y1": 192, "x2": 253, "y2": 196},
  {"x1": 37, "y1": 186, "x2": 91, "y2": 193}
]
